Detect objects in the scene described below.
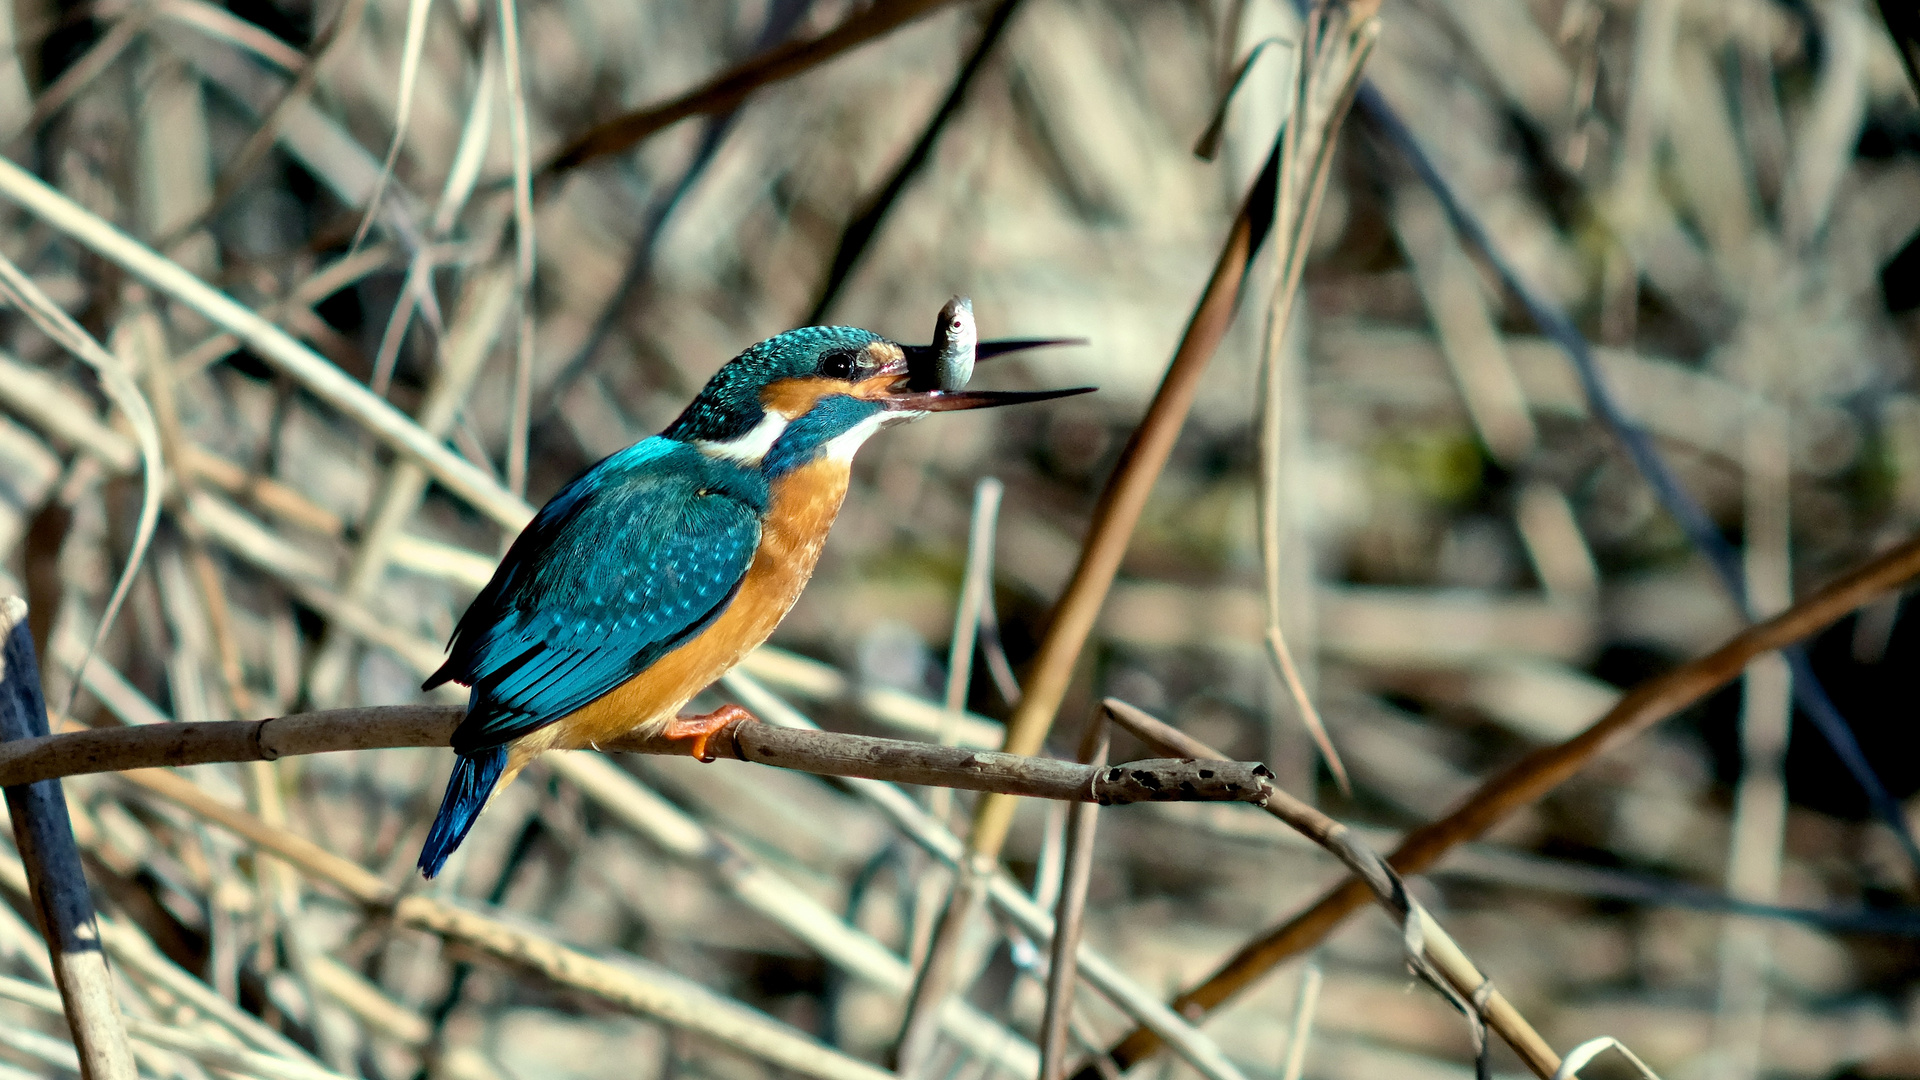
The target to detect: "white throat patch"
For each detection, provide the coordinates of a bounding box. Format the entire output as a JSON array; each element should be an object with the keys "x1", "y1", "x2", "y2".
[
  {"x1": 695, "y1": 411, "x2": 789, "y2": 465},
  {"x1": 822, "y1": 411, "x2": 893, "y2": 463}
]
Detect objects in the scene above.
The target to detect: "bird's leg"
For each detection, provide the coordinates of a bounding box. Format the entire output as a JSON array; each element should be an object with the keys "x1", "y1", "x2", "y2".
[{"x1": 661, "y1": 703, "x2": 755, "y2": 762}]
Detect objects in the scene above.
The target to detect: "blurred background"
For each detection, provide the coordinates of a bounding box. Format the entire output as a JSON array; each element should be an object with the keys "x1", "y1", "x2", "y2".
[{"x1": 2, "y1": 0, "x2": 1920, "y2": 1077}]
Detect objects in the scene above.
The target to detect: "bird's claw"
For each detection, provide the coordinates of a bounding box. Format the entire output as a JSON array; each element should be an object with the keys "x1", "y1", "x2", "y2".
[{"x1": 663, "y1": 704, "x2": 755, "y2": 762}]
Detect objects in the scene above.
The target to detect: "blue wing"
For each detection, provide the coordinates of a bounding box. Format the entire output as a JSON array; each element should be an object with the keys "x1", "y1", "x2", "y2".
[{"x1": 427, "y1": 438, "x2": 763, "y2": 753}]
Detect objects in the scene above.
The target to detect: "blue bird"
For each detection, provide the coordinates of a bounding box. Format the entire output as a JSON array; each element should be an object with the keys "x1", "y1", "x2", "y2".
[{"x1": 418, "y1": 319, "x2": 1087, "y2": 876}]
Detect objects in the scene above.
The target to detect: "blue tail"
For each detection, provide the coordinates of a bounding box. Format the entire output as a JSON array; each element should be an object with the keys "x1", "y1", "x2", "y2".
[{"x1": 418, "y1": 746, "x2": 508, "y2": 878}]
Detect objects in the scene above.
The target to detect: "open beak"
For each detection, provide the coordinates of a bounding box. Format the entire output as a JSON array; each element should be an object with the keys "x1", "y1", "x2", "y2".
[
  {"x1": 885, "y1": 332, "x2": 1092, "y2": 411},
  {"x1": 882, "y1": 384, "x2": 1095, "y2": 413},
  {"x1": 901, "y1": 336, "x2": 1089, "y2": 390}
]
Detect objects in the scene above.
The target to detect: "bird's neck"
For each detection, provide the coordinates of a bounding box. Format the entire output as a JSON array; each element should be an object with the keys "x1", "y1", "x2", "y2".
[
  {"x1": 685, "y1": 405, "x2": 889, "y2": 478},
  {"x1": 761, "y1": 456, "x2": 854, "y2": 569}
]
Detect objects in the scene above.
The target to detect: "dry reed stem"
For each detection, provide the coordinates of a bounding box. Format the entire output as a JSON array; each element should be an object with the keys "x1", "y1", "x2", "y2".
[
  {"x1": 1278, "y1": 958, "x2": 1322, "y2": 1080},
  {"x1": 0, "y1": 155, "x2": 535, "y2": 531},
  {"x1": 965, "y1": 122, "x2": 1276, "y2": 863},
  {"x1": 0, "y1": 250, "x2": 164, "y2": 713},
  {"x1": 1092, "y1": 530, "x2": 1920, "y2": 1074},
  {"x1": 161, "y1": 0, "x2": 373, "y2": 250},
  {"x1": 1257, "y1": 1, "x2": 1377, "y2": 794},
  {"x1": 931, "y1": 477, "x2": 1004, "y2": 823},
  {"x1": 542, "y1": 0, "x2": 970, "y2": 176},
  {"x1": 0, "y1": 973, "x2": 352, "y2": 1080},
  {"x1": 1038, "y1": 715, "x2": 1107, "y2": 1080},
  {"x1": 0, "y1": 600, "x2": 137, "y2": 1080},
  {"x1": 116, "y1": 768, "x2": 896, "y2": 1080},
  {"x1": 0, "y1": 706, "x2": 1274, "y2": 806},
  {"x1": 497, "y1": 0, "x2": 538, "y2": 497},
  {"x1": 545, "y1": 751, "x2": 1039, "y2": 1077},
  {"x1": 10, "y1": 12, "x2": 148, "y2": 142},
  {"x1": 724, "y1": 671, "x2": 1257, "y2": 1080},
  {"x1": 1099, "y1": 698, "x2": 1561, "y2": 1078}
]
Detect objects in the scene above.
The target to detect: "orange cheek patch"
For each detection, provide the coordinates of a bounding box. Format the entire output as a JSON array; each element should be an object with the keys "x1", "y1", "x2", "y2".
[
  {"x1": 865, "y1": 341, "x2": 905, "y2": 367},
  {"x1": 849, "y1": 373, "x2": 901, "y2": 401},
  {"x1": 760, "y1": 377, "x2": 839, "y2": 418}
]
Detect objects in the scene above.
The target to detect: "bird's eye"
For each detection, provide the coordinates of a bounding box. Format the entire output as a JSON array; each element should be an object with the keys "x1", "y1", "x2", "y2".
[{"x1": 819, "y1": 351, "x2": 857, "y2": 379}]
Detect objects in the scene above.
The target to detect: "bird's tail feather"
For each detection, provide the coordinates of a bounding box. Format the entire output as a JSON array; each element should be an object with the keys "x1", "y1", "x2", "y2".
[{"x1": 418, "y1": 745, "x2": 508, "y2": 878}]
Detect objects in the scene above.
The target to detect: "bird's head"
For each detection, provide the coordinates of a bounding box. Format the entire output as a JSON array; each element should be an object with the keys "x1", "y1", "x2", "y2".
[{"x1": 662, "y1": 324, "x2": 1088, "y2": 476}]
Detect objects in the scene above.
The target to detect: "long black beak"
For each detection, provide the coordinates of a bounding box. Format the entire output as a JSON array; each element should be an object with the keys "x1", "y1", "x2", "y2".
[
  {"x1": 901, "y1": 336, "x2": 1088, "y2": 376},
  {"x1": 884, "y1": 385, "x2": 1095, "y2": 412}
]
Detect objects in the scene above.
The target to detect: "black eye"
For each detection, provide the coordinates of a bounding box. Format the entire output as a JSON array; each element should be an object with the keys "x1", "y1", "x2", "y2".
[{"x1": 819, "y1": 350, "x2": 857, "y2": 379}]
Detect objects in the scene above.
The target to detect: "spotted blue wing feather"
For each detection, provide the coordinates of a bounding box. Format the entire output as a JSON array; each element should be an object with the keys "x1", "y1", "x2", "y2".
[{"x1": 425, "y1": 437, "x2": 765, "y2": 752}]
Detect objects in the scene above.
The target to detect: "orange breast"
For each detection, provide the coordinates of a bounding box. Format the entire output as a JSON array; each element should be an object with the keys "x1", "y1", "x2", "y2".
[{"x1": 503, "y1": 459, "x2": 852, "y2": 775}]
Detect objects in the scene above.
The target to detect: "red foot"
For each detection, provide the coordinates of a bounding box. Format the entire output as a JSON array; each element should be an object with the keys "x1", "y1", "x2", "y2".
[{"x1": 663, "y1": 704, "x2": 755, "y2": 762}]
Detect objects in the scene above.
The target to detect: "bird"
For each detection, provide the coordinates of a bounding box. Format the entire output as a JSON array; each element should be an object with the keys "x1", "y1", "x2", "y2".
[{"x1": 416, "y1": 313, "x2": 1088, "y2": 877}]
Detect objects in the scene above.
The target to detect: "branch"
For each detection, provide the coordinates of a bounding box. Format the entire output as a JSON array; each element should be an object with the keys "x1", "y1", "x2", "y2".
[
  {"x1": 0, "y1": 599, "x2": 137, "y2": 1080},
  {"x1": 964, "y1": 79, "x2": 1287, "y2": 863},
  {"x1": 1094, "y1": 527, "x2": 1920, "y2": 1074},
  {"x1": 542, "y1": 0, "x2": 970, "y2": 178},
  {"x1": 0, "y1": 706, "x2": 1274, "y2": 808},
  {"x1": 115, "y1": 768, "x2": 893, "y2": 1080}
]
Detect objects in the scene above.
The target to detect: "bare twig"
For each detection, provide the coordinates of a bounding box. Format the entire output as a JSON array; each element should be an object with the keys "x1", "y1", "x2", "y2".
[
  {"x1": 159, "y1": 0, "x2": 373, "y2": 250},
  {"x1": 1090, "y1": 527, "x2": 1920, "y2": 1075},
  {"x1": 804, "y1": 0, "x2": 1022, "y2": 322},
  {"x1": 117, "y1": 768, "x2": 896, "y2": 1080},
  {"x1": 1039, "y1": 714, "x2": 1107, "y2": 1080},
  {"x1": 1100, "y1": 698, "x2": 1560, "y2": 1078},
  {"x1": 0, "y1": 155, "x2": 534, "y2": 531},
  {"x1": 0, "y1": 599, "x2": 137, "y2": 1080},
  {"x1": 723, "y1": 670, "x2": 1258, "y2": 1080},
  {"x1": 0, "y1": 250, "x2": 164, "y2": 711},
  {"x1": 541, "y1": 0, "x2": 970, "y2": 177},
  {"x1": 0, "y1": 706, "x2": 1274, "y2": 805},
  {"x1": 966, "y1": 102, "x2": 1287, "y2": 863}
]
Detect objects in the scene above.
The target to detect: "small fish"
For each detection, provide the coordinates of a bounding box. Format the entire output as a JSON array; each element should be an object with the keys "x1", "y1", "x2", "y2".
[{"x1": 929, "y1": 295, "x2": 976, "y2": 390}]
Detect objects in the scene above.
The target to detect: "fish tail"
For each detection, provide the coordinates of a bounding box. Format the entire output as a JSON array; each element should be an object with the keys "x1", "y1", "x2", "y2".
[{"x1": 418, "y1": 745, "x2": 508, "y2": 878}]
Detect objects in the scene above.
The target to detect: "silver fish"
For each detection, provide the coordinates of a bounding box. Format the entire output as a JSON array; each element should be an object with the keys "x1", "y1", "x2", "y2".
[{"x1": 930, "y1": 295, "x2": 977, "y2": 391}]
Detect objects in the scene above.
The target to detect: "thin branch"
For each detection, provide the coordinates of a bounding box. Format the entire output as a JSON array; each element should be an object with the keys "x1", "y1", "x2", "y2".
[
  {"x1": 116, "y1": 768, "x2": 896, "y2": 1080},
  {"x1": 158, "y1": 0, "x2": 373, "y2": 251},
  {"x1": 1100, "y1": 698, "x2": 1560, "y2": 1078},
  {"x1": 1039, "y1": 716, "x2": 1107, "y2": 1080},
  {"x1": 965, "y1": 100, "x2": 1287, "y2": 863},
  {"x1": 0, "y1": 599, "x2": 137, "y2": 1080},
  {"x1": 1358, "y1": 74, "x2": 1920, "y2": 878},
  {"x1": 0, "y1": 155, "x2": 535, "y2": 531},
  {"x1": 1090, "y1": 528, "x2": 1920, "y2": 1076},
  {"x1": 724, "y1": 669, "x2": 1258, "y2": 1080},
  {"x1": 0, "y1": 706, "x2": 1273, "y2": 806},
  {"x1": 540, "y1": 0, "x2": 970, "y2": 178},
  {"x1": 804, "y1": 0, "x2": 1021, "y2": 323}
]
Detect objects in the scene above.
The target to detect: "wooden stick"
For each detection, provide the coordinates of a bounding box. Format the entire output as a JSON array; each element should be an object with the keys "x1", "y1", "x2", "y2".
[
  {"x1": 0, "y1": 154, "x2": 533, "y2": 531},
  {"x1": 116, "y1": 767, "x2": 893, "y2": 1080},
  {"x1": 0, "y1": 599, "x2": 136, "y2": 1080},
  {"x1": 1100, "y1": 699, "x2": 1560, "y2": 1078},
  {"x1": 541, "y1": 0, "x2": 968, "y2": 176},
  {"x1": 0, "y1": 707, "x2": 1274, "y2": 807},
  {"x1": 964, "y1": 104, "x2": 1281, "y2": 864},
  {"x1": 1090, "y1": 528, "x2": 1920, "y2": 1075},
  {"x1": 1039, "y1": 715, "x2": 1108, "y2": 1080}
]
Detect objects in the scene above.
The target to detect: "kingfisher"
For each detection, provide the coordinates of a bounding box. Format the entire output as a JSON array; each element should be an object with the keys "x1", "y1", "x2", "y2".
[{"x1": 417, "y1": 312, "x2": 1087, "y2": 876}]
